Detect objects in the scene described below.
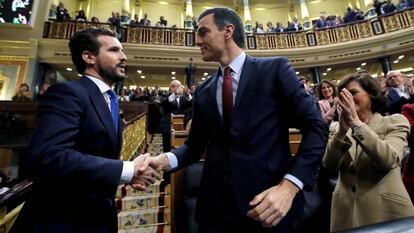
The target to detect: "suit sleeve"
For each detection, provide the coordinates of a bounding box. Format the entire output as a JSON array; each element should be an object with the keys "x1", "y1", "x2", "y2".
[
  {"x1": 353, "y1": 114, "x2": 409, "y2": 171},
  {"x1": 275, "y1": 58, "x2": 328, "y2": 191},
  {"x1": 173, "y1": 87, "x2": 208, "y2": 167},
  {"x1": 26, "y1": 83, "x2": 122, "y2": 193}
]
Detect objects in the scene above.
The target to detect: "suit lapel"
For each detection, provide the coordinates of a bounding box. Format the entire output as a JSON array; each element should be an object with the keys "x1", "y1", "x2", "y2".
[
  {"x1": 234, "y1": 56, "x2": 255, "y2": 113},
  {"x1": 79, "y1": 77, "x2": 118, "y2": 152}
]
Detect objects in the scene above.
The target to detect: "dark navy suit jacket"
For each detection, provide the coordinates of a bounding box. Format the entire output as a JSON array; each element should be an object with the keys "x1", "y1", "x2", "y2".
[
  {"x1": 173, "y1": 55, "x2": 328, "y2": 227},
  {"x1": 12, "y1": 76, "x2": 123, "y2": 233}
]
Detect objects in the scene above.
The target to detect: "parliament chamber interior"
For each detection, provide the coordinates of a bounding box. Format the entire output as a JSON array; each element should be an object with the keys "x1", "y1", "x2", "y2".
[{"x1": 1, "y1": 0, "x2": 414, "y2": 232}]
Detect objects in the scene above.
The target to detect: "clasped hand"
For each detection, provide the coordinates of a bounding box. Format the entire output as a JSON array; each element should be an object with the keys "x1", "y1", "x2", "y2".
[
  {"x1": 337, "y1": 88, "x2": 360, "y2": 135},
  {"x1": 128, "y1": 153, "x2": 171, "y2": 191}
]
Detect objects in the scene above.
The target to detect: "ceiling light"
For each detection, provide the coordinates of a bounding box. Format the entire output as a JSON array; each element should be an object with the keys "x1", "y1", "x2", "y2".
[
  {"x1": 255, "y1": 8, "x2": 265, "y2": 11},
  {"x1": 66, "y1": 67, "x2": 73, "y2": 71},
  {"x1": 398, "y1": 55, "x2": 405, "y2": 60},
  {"x1": 296, "y1": 71, "x2": 300, "y2": 75},
  {"x1": 393, "y1": 60, "x2": 399, "y2": 64},
  {"x1": 171, "y1": 71, "x2": 176, "y2": 75},
  {"x1": 399, "y1": 67, "x2": 414, "y2": 72},
  {"x1": 202, "y1": 77, "x2": 206, "y2": 80},
  {"x1": 326, "y1": 68, "x2": 331, "y2": 71},
  {"x1": 322, "y1": 73, "x2": 327, "y2": 76},
  {"x1": 159, "y1": 1, "x2": 168, "y2": 5},
  {"x1": 172, "y1": 77, "x2": 176, "y2": 79},
  {"x1": 356, "y1": 67, "x2": 361, "y2": 71},
  {"x1": 137, "y1": 70, "x2": 142, "y2": 74},
  {"x1": 361, "y1": 62, "x2": 366, "y2": 66},
  {"x1": 203, "y1": 72, "x2": 208, "y2": 76},
  {"x1": 77, "y1": 74, "x2": 82, "y2": 77},
  {"x1": 310, "y1": 0, "x2": 321, "y2": 4},
  {"x1": 140, "y1": 75, "x2": 145, "y2": 79}
]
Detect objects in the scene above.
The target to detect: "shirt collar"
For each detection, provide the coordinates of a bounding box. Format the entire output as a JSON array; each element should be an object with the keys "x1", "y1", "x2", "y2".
[
  {"x1": 220, "y1": 51, "x2": 246, "y2": 76},
  {"x1": 84, "y1": 75, "x2": 111, "y2": 94}
]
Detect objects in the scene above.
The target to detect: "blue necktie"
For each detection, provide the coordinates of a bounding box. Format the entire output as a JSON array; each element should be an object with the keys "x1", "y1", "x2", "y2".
[{"x1": 107, "y1": 90, "x2": 119, "y2": 132}]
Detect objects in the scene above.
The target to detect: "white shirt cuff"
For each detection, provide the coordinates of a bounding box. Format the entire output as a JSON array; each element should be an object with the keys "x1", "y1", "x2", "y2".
[
  {"x1": 164, "y1": 152, "x2": 178, "y2": 169},
  {"x1": 284, "y1": 174, "x2": 304, "y2": 190},
  {"x1": 120, "y1": 161, "x2": 135, "y2": 184},
  {"x1": 168, "y1": 93, "x2": 177, "y2": 102},
  {"x1": 185, "y1": 93, "x2": 192, "y2": 101}
]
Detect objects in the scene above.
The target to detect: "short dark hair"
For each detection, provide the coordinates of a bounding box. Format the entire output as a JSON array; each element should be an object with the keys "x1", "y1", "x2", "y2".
[
  {"x1": 337, "y1": 73, "x2": 386, "y2": 113},
  {"x1": 68, "y1": 28, "x2": 117, "y2": 74},
  {"x1": 198, "y1": 7, "x2": 245, "y2": 48},
  {"x1": 317, "y1": 80, "x2": 337, "y2": 100}
]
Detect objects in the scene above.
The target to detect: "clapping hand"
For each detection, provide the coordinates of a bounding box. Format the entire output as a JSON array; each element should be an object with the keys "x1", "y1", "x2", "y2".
[{"x1": 337, "y1": 88, "x2": 360, "y2": 127}]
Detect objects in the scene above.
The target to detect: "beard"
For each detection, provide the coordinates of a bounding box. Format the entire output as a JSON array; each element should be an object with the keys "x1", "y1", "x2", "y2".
[{"x1": 97, "y1": 60, "x2": 126, "y2": 84}]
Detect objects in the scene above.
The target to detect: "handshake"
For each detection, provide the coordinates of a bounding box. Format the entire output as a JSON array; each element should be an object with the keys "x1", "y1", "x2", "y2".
[{"x1": 129, "y1": 153, "x2": 171, "y2": 191}]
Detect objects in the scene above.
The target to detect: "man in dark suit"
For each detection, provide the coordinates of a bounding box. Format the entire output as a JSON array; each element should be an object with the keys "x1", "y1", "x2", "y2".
[
  {"x1": 158, "y1": 80, "x2": 192, "y2": 152},
  {"x1": 385, "y1": 70, "x2": 414, "y2": 114},
  {"x1": 148, "y1": 7, "x2": 327, "y2": 233},
  {"x1": 11, "y1": 28, "x2": 160, "y2": 233}
]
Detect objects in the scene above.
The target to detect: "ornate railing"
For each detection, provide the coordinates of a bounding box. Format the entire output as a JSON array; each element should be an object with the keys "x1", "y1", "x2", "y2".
[
  {"x1": 120, "y1": 113, "x2": 147, "y2": 161},
  {"x1": 42, "y1": 8, "x2": 414, "y2": 49}
]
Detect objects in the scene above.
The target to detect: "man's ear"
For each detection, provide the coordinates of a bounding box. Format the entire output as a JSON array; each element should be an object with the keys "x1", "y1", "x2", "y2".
[
  {"x1": 82, "y1": 51, "x2": 96, "y2": 65},
  {"x1": 224, "y1": 24, "x2": 234, "y2": 39}
]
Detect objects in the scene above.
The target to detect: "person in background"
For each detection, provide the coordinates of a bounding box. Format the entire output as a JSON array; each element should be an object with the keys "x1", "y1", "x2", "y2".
[
  {"x1": 147, "y1": 7, "x2": 327, "y2": 233},
  {"x1": 318, "y1": 80, "x2": 338, "y2": 125},
  {"x1": 10, "y1": 28, "x2": 160, "y2": 233},
  {"x1": 56, "y1": 2, "x2": 70, "y2": 21},
  {"x1": 12, "y1": 83, "x2": 31, "y2": 101},
  {"x1": 76, "y1": 9, "x2": 87, "y2": 22},
  {"x1": 323, "y1": 73, "x2": 414, "y2": 232},
  {"x1": 385, "y1": 70, "x2": 414, "y2": 114}
]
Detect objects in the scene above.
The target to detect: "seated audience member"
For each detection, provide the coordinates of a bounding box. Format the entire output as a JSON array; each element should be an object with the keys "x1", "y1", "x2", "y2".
[
  {"x1": 402, "y1": 103, "x2": 414, "y2": 202},
  {"x1": 323, "y1": 73, "x2": 414, "y2": 232},
  {"x1": 314, "y1": 15, "x2": 327, "y2": 29},
  {"x1": 155, "y1": 16, "x2": 167, "y2": 27},
  {"x1": 56, "y1": 2, "x2": 70, "y2": 21},
  {"x1": 75, "y1": 10, "x2": 87, "y2": 22},
  {"x1": 274, "y1": 22, "x2": 286, "y2": 32},
  {"x1": 382, "y1": 0, "x2": 397, "y2": 14},
  {"x1": 385, "y1": 70, "x2": 414, "y2": 114},
  {"x1": 12, "y1": 83, "x2": 31, "y2": 101},
  {"x1": 129, "y1": 15, "x2": 140, "y2": 27},
  {"x1": 374, "y1": 0, "x2": 386, "y2": 16},
  {"x1": 139, "y1": 13, "x2": 151, "y2": 26},
  {"x1": 318, "y1": 80, "x2": 338, "y2": 125},
  {"x1": 397, "y1": 0, "x2": 409, "y2": 10},
  {"x1": 91, "y1": 16, "x2": 99, "y2": 24},
  {"x1": 287, "y1": 17, "x2": 302, "y2": 31},
  {"x1": 118, "y1": 89, "x2": 129, "y2": 102},
  {"x1": 266, "y1": 21, "x2": 274, "y2": 32},
  {"x1": 255, "y1": 23, "x2": 264, "y2": 33}
]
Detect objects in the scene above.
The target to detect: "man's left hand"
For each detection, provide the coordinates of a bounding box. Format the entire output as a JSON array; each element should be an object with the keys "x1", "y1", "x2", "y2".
[{"x1": 247, "y1": 179, "x2": 299, "y2": 228}]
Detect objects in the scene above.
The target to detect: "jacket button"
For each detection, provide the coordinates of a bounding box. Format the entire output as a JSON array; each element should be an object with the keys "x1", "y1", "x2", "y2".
[
  {"x1": 352, "y1": 186, "x2": 356, "y2": 193},
  {"x1": 350, "y1": 167, "x2": 356, "y2": 175}
]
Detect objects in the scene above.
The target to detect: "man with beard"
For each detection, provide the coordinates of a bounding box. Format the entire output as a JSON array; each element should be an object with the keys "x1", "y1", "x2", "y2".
[{"x1": 10, "y1": 28, "x2": 161, "y2": 233}]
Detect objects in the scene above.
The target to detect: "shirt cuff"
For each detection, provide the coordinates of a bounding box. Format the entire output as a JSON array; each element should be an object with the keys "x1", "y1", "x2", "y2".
[
  {"x1": 284, "y1": 174, "x2": 304, "y2": 190},
  {"x1": 164, "y1": 152, "x2": 178, "y2": 169},
  {"x1": 120, "y1": 161, "x2": 135, "y2": 184},
  {"x1": 168, "y1": 93, "x2": 177, "y2": 102}
]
